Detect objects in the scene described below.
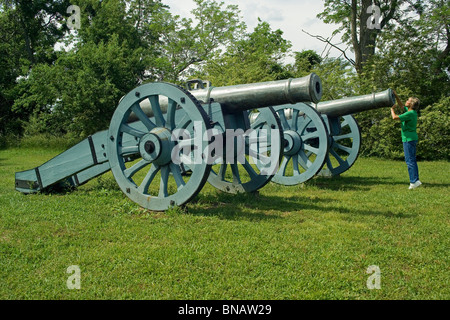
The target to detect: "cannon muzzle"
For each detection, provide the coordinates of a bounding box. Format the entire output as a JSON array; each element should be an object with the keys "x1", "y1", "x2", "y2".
[{"x1": 315, "y1": 89, "x2": 395, "y2": 117}]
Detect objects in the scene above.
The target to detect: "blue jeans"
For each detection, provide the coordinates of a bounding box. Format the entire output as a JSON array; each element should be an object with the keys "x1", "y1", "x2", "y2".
[{"x1": 403, "y1": 141, "x2": 419, "y2": 183}]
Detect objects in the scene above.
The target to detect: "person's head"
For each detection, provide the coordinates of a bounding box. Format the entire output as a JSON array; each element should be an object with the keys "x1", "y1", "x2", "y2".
[{"x1": 406, "y1": 97, "x2": 420, "y2": 111}]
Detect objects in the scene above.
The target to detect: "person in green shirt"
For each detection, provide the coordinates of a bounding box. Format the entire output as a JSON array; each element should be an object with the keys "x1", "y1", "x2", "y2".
[{"x1": 390, "y1": 90, "x2": 422, "y2": 189}]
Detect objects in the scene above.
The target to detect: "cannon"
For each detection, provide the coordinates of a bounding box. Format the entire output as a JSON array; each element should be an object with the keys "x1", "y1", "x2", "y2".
[
  {"x1": 15, "y1": 74, "x2": 323, "y2": 211},
  {"x1": 255, "y1": 89, "x2": 395, "y2": 186}
]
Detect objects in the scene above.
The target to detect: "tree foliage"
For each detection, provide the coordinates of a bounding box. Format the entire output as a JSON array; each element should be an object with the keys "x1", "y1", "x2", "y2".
[
  {"x1": 417, "y1": 96, "x2": 450, "y2": 160},
  {"x1": 9, "y1": 0, "x2": 166, "y2": 139},
  {"x1": 154, "y1": 0, "x2": 246, "y2": 82},
  {"x1": 14, "y1": 35, "x2": 148, "y2": 137},
  {"x1": 318, "y1": 0, "x2": 422, "y2": 74},
  {"x1": 315, "y1": 0, "x2": 449, "y2": 160},
  {"x1": 0, "y1": 0, "x2": 71, "y2": 137},
  {"x1": 196, "y1": 19, "x2": 292, "y2": 85},
  {"x1": 0, "y1": 0, "x2": 448, "y2": 160},
  {"x1": 356, "y1": 95, "x2": 450, "y2": 160}
]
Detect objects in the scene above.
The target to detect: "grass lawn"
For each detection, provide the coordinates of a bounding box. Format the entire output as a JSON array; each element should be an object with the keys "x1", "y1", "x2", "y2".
[{"x1": 0, "y1": 146, "x2": 448, "y2": 299}]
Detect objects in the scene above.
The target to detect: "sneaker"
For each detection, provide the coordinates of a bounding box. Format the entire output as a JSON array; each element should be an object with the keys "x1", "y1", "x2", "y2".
[{"x1": 409, "y1": 180, "x2": 422, "y2": 189}]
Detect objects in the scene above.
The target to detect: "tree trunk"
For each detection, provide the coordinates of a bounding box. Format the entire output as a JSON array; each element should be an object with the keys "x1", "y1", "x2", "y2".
[
  {"x1": 351, "y1": 0, "x2": 362, "y2": 74},
  {"x1": 352, "y1": 0, "x2": 398, "y2": 75},
  {"x1": 360, "y1": 0, "x2": 377, "y2": 69}
]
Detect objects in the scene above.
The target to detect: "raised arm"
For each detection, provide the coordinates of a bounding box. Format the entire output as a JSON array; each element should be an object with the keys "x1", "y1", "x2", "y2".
[
  {"x1": 391, "y1": 90, "x2": 402, "y2": 120},
  {"x1": 392, "y1": 90, "x2": 404, "y2": 108}
]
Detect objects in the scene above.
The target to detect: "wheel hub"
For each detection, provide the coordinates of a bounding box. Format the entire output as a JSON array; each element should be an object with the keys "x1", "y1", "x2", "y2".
[
  {"x1": 283, "y1": 130, "x2": 303, "y2": 156},
  {"x1": 139, "y1": 127, "x2": 173, "y2": 165}
]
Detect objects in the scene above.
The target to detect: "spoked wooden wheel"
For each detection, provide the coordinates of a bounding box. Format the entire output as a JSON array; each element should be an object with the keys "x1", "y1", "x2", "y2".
[
  {"x1": 269, "y1": 103, "x2": 329, "y2": 185},
  {"x1": 206, "y1": 107, "x2": 283, "y2": 193},
  {"x1": 107, "y1": 83, "x2": 212, "y2": 211},
  {"x1": 320, "y1": 114, "x2": 361, "y2": 176}
]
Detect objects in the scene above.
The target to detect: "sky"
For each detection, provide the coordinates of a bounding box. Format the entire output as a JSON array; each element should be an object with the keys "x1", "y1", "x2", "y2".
[{"x1": 162, "y1": 0, "x2": 347, "y2": 63}]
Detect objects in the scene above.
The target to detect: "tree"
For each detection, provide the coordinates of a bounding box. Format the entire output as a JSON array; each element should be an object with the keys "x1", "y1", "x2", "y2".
[
  {"x1": 4, "y1": 0, "x2": 252, "y2": 139},
  {"x1": 10, "y1": 0, "x2": 249, "y2": 138},
  {"x1": 310, "y1": 57, "x2": 357, "y2": 100},
  {"x1": 316, "y1": 0, "x2": 449, "y2": 160},
  {"x1": 154, "y1": 0, "x2": 246, "y2": 82},
  {"x1": 415, "y1": 0, "x2": 449, "y2": 80},
  {"x1": 317, "y1": 0, "x2": 418, "y2": 74},
  {"x1": 14, "y1": 35, "x2": 149, "y2": 137},
  {"x1": 293, "y1": 50, "x2": 323, "y2": 75},
  {"x1": 0, "y1": 0, "x2": 70, "y2": 139},
  {"x1": 359, "y1": 0, "x2": 449, "y2": 104},
  {"x1": 12, "y1": 0, "x2": 167, "y2": 138},
  {"x1": 196, "y1": 19, "x2": 292, "y2": 86}
]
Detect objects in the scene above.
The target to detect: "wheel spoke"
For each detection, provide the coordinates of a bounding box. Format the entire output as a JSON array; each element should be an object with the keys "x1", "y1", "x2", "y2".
[
  {"x1": 243, "y1": 159, "x2": 258, "y2": 179},
  {"x1": 335, "y1": 143, "x2": 352, "y2": 154},
  {"x1": 170, "y1": 163, "x2": 185, "y2": 190},
  {"x1": 326, "y1": 155, "x2": 335, "y2": 170},
  {"x1": 131, "y1": 103, "x2": 156, "y2": 131},
  {"x1": 124, "y1": 159, "x2": 151, "y2": 179},
  {"x1": 219, "y1": 163, "x2": 228, "y2": 181},
  {"x1": 256, "y1": 136, "x2": 270, "y2": 150},
  {"x1": 297, "y1": 152, "x2": 311, "y2": 170},
  {"x1": 292, "y1": 155, "x2": 301, "y2": 176},
  {"x1": 119, "y1": 145, "x2": 139, "y2": 156},
  {"x1": 166, "y1": 98, "x2": 178, "y2": 130},
  {"x1": 230, "y1": 163, "x2": 242, "y2": 184},
  {"x1": 279, "y1": 156, "x2": 290, "y2": 176},
  {"x1": 149, "y1": 96, "x2": 165, "y2": 127},
  {"x1": 120, "y1": 124, "x2": 146, "y2": 138},
  {"x1": 158, "y1": 165, "x2": 169, "y2": 198},
  {"x1": 177, "y1": 138, "x2": 195, "y2": 149},
  {"x1": 334, "y1": 133, "x2": 353, "y2": 141},
  {"x1": 250, "y1": 114, "x2": 266, "y2": 129},
  {"x1": 301, "y1": 131, "x2": 319, "y2": 141},
  {"x1": 177, "y1": 113, "x2": 191, "y2": 129},
  {"x1": 304, "y1": 144, "x2": 319, "y2": 155},
  {"x1": 297, "y1": 118, "x2": 312, "y2": 135},
  {"x1": 138, "y1": 164, "x2": 160, "y2": 194},
  {"x1": 277, "y1": 110, "x2": 291, "y2": 130},
  {"x1": 291, "y1": 109, "x2": 299, "y2": 131},
  {"x1": 329, "y1": 148, "x2": 345, "y2": 165},
  {"x1": 178, "y1": 153, "x2": 194, "y2": 166}
]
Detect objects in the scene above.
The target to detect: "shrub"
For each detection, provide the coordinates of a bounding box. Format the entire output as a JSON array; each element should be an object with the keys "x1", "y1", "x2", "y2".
[
  {"x1": 417, "y1": 96, "x2": 450, "y2": 160},
  {"x1": 356, "y1": 96, "x2": 449, "y2": 160}
]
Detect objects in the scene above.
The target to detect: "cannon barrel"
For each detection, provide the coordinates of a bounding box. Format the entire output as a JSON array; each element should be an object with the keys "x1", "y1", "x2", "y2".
[
  {"x1": 315, "y1": 89, "x2": 395, "y2": 117},
  {"x1": 133, "y1": 73, "x2": 322, "y2": 120},
  {"x1": 190, "y1": 73, "x2": 322, "y2": 112}
]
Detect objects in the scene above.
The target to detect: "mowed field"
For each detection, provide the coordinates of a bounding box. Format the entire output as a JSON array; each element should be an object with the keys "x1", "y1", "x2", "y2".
[{"x1": 0, "y1": 146, "x2": 448, "y2": 300}]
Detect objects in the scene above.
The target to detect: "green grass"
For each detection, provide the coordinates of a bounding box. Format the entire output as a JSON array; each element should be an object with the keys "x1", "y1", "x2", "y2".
[{"x1": 0, "y1": 146, "x2": 449, "y2": 299}]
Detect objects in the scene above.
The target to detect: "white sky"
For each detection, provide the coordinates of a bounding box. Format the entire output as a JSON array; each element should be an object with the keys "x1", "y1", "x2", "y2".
[{"x1": 162, "y1": 0, "x2": 349, "y2": 63}]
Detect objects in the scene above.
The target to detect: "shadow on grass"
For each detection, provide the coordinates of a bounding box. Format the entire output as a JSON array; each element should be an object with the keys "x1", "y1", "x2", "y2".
[
  {"x1": 186, "y1": 192, "x2": 327, "y2": 222},
  {"x1": 415, "y1": 182, "x2": 450, "y2": 189},
  {"x1": 311, "y1": 175, "x2": 450, "y2": 191},
  {"x1": 30, "y1": 174, "x2": 419, "y2": 222},
  {"x1": 307, "y1": 175, "x2": 404, "y2": 191},
  {"x1": 186, "y1": 189, "x2": 417, "y2": 221}
]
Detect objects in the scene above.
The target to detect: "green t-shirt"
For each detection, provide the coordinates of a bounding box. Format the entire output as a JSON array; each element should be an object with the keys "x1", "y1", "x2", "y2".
[{"x1": 398, "y1": 107, "x2": 418, "y2": 142}]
